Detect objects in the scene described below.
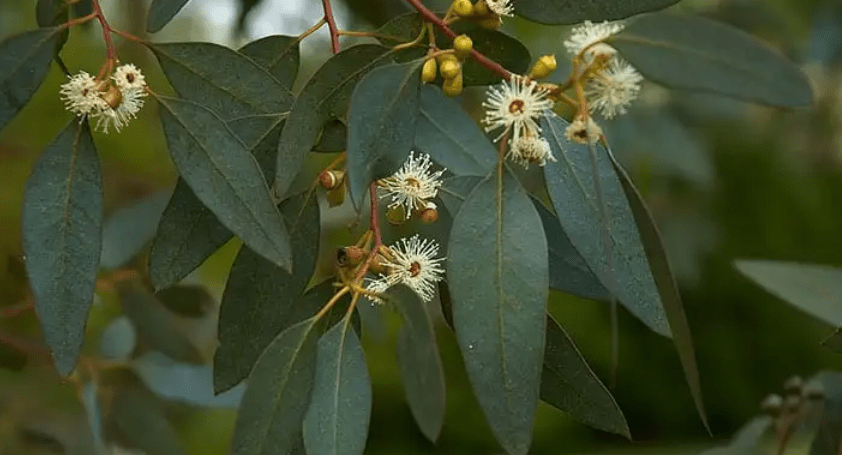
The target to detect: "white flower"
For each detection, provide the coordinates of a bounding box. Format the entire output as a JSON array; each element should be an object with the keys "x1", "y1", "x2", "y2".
[
  {"x1": 363, "y1": 275, "x2": 390, "y2": 304},
  {"x1": 563, "y1": 20, "x2": 624, "y2": 63},
  {"x1": 508, "y1": 133, "x2": 555, "y2": 167},
  {"x1": 565, "y1": 115, "x2": 603, "y2": 144},
  {"x1": 585, "y1": 59, "x2": 643, "y2": 118},
  {"x1": 381, "y1": 235, "x2": 444, "y2": 302},
  {"x1": 482, "y1": 76, "x2": 553, "y2": 145},
  {"x1": 94, "y1": 86, "x2": 147, "y2": 133},
  {"x1": 112, "y1": 63, "x2": 147, "y2": 90},
  {"x1": 484, "y1": 0, "x2": 513, "y2": 17},
  {"x1": 60, "y1": 71, "x2": 108, "y2": 117},
  {"x1": 378, "y1": 152, "x2": 445, "y2": 219}
]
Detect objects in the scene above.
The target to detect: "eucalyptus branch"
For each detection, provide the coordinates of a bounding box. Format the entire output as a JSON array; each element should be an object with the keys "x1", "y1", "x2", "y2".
[{"x1": 321, "y1": 0, "x2": 341, "y2": 53}]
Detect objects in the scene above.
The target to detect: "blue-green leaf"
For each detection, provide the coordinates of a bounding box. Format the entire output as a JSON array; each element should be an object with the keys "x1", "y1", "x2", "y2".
[
  {"x1": 155, "y1": 95, "x2": 292, "y2": 271},
  {"x1": 147, "y1": 0, "x2": 190, "y2": 32},
  {"x1": 239, "y1": 35, "x2": 300, "y2": 91},
  {"x1": 0, "y1": 28, "x2": 62, "y2": 133},
  {"x1": 447, "y1": 169, "x2": 548, "y2": 455},
  {"x1": 100, "y1": 191, "x2": 170, "y2": 270},
  {"x1": 22, "y1": 121, "x2": 102, "y2": 376},
  {"x1": 514, "y1": 0, "x2": 679, "y2": 25}
]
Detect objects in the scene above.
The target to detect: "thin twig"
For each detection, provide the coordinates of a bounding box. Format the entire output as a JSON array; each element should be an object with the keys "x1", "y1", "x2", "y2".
[{"x1": 321, "y1": 0, "x2": 341, "y2": 53}]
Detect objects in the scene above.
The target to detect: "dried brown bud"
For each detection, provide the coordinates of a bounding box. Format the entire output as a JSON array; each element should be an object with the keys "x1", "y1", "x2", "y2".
[
  {"x1": 343, "y1": 246, "x2": 365, "y2": 265},
  {"x1": 419, "y1": 201, "x2": 439, "y2": 223},
  {"x1": 319, "y1": 170, "x2": 345, "y2": 190}
]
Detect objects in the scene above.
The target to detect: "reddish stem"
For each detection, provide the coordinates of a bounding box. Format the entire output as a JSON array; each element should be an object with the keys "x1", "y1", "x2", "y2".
[
  {"x1": 91, "y1": 0, "x2": 117, "y2": 74},
  {"x1": 404, "y1": 0, "x2": 511, "y2": 80},
  {"x1": 0, "y1": 332, "x2": 51, "y2": 356},
  {"x1": 322, "y1": 0, "x2": 341, "y2": 53},
  {"x1": 0, "y1": 300, "x2": 33, "y2": 319}
]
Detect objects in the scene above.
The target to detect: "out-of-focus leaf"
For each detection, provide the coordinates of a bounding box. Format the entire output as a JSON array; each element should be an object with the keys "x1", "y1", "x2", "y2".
[
  {"x1": 239, "y1": 35, "x2": 300, "y2": 90},
  {"x1": 734, "y1": 260, "x2": 842, "y2": 327},
  {"x1": 81, "y1": 382, "x2": 107, "y2": 455},
  {"x1": 390, "y1": 285, "x2": 446, "y2": 442},
  {"x1": 230, "y1": 318, "x2": 320, "y2": 455},
  {"x1": 541, "y1": 315, "x2": 629, "y2": 437},
  {"x1": 133, "y1": 352, "x2": 244, "y2": 408},
  {"x1": 699, "y1": 417, "x2": 773, "y2": 455},
  {"x1": 0, "y1": 344, "x2": 28, "y2": 371},
  {"x1": 35, "y1": 0, "x2": 70, "y2": 54},
  {"x1": 541, "y1": 112, "x2": 671, "y2": 337},
  {"x1": 155, "y1": 95, "x2": 292, "y2": 271},
  {"x1": 149, "y1": 42, "x2": 293, "y2": 120},
  {"x1": 303, "y1": 315, "x2": 372, "y2": 455},
  {"x1": 214, "y1": 193, "x2": 321, "y2": 392},
  {"x1": 147, "y1": 0, "x2": 191, "y2": 32},
  {"x1": 610, "y1": 151, "x2": 709, "y2": 432},
  {"x1": 447, "y1": 169, "x2": 548, "y2": 455},
  {"x1": 346, "y1": 61, "x2": 422, "y2": 207},
  {"x1": 415, "y1": 85, "x2": 496, "y2": 176},
  {"x1": 274, "y1": 44, "x2": 403, "y2": 198},
  {"x1": 811, "y1": 371, "x2": 842, "y2": 455},
  {"x1": 154, "y1": 285, "x2": 215, "y2": 318},
  {"x1": 22, "y1": 121, "x2": 102, "y2": 376},
  {"x1": 0, "y1": 28, "x2": 62, "y2": 133},
  {"x1": 610, "y1": 13, "x2": 812, "y2": 107},
  {"x1": 100, "y1": 192, "x2": 170, "y2": 269},
  {"x1": 99, "y1": 316, "x2": 137, "y2": 361},
  {"x1": 514, "y1": 0, "x2": 679, "y2": 24},
  {"x1": 822, "y1": 327, "x2": 842, "y2": 354},
  {"x1": 312, "y1": 118, "x2": 347, "y2": 153}
]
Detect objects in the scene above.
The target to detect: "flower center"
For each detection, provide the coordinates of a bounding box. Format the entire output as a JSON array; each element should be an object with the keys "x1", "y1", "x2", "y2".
[
  {"x1": 404, "y1": 177, "x2": 421, "y2": 189},
  {"x1": 126, "y1": 73, "x2": 135, "y2": 83},
  {"x1": 508, "y1": 99, "x2": 525, "y2": 115},
  {"x1": 409, "y1": 261, "x2": 421, "y2": 277}
]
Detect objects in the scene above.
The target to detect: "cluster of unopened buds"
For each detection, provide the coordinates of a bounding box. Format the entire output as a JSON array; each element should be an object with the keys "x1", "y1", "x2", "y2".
[{"x1": 59, "y1": 63, "x2": 148, "y2": 133}]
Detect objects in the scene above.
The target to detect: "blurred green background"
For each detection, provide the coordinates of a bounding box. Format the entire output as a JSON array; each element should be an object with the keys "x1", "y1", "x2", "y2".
[{"x1": 2, "y1": 0, "x2": 842, "y2": 453}]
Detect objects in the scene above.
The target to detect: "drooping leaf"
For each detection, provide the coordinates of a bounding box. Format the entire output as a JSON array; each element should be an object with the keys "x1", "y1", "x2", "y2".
[
  {"x1": 376, "y1": 13, "x2": 531, "y2": 85},
  {"x1": 22, "y1": 121, "x2": 102, "y2": 376},
  {"x1": 514, "y1": 0, "x2": 678, "y2": 24},
  {"x1": 346, "y1": 61, "x2": 423, "y2": 207},
  {"x1": 154, "y1": 285, "x2": 215, "y2": 318},
  {"x1": 447, "y1": 169, "x2": 548, "y2": 455},
  {"x1": 133, "y1": 352, "x2": 244, "y2": 408},
  {"x1": 155, "y1": 95, "x2": 292, "y2": 271},
  {"x1": 148, "y1": 114, "x2": 283, "y2": 289},
  {"x1": 147, "y1": 0, "x2": 191, "y2": 32},
  {"x1": 415, "y1": 85, "x2": 496, "y2": 176},
  {"x1": 239, "y1": 35, "x2": 300, "y2": 91},
  {"x1": 274, "y1": 44, "x2": 401, "y2": 198},
  {"x1": 390, "y1": 285, "x2": 446, "y2": 442},
  {"x1": 303, "y1": 315, "x2": 372, "y2": 455},
  {"x1": 609, "y1": 13, "x2": 812, "y2": 107},
  {"x1": 149, "y1": 42, "x2": 294, "y2": 120},
  {"x1": 533, "y1": 199, "x2": 610, "y2": 301},
  {"x1": 214, "y1": 192, "x2": 320, "y2": 392},
  {"x1": 0, "y1": 28, "x2": 62, "y2": 133},
  {"x1": 609, "y1": 152, "x2": 709, "y2": 432},
  {"x1": 541, "y1": 112, "x2": 671, "y2": 337},
  {"x1": 100, "y1": 191, "x2": 170, "y2": 270},
  {"x1": 734, "y1": 260, "x2": 842, "y2": 327},
  {"x1": 230, "y1": 318, "x2": 320, "y2": 455},
  {"x1": 540, "y1": 315, "x2": 629, "y2": 437}
]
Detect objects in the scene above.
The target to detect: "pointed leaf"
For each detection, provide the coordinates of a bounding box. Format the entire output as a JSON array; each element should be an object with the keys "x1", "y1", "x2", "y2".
[
  {"x1": 22, "y1": 121, "x2": 102, "y2": 376},
  {"x1": 0, "y1": 28, "x2": 62, "y2": 133},
  {"x1": 541, "y1": 315, "x2": 629, "y2": 437},
  {"x1": 148, "y1": 114, "x2": 283, "y2": 289},
  {"x1": 149, "y1": 42, "x2": 294, "y2": 120},
  {"x1": 154, "y1": 285, "x2": 215, "y2": 318},
  {"x1": 231, "y1": 318, "x2": 320, "y2": 455},
  {"x1": 274, "y1": 44, "x2": 399, "y2": 198},
  {"x1": 155, "y1": 95, "x2": 292, "y2": 270},
  {"x1": 609, "y1": 153, "x2": 709, "y2": 432},
  {"x1": 415, "y1": 85, "x2": 496, "y2": 176},
  {"x1": 239, "y1": 35, "x2": 300, "y2": 91},
  {"x1": 346, "y1": 61, "x2": 423, "y2": 207},
  {"x1": 514, "y1": 0, "x2": 679, "y2": 24},
  {"x1": 734, "y1": 260, "x2": 842, "y2": 326},
  {"x1": 303, "y1": 315, "x2": 372, "y2": 455},
  {"x1": 35, "y1": 0, "x2": 70, "y2": 54},
  {"x1": 610, "y1": 13, "x2": 812, "y2": 107},
  {"x1": 391, "y1": 285, "x2": 446, "y2": 442},
  {"x1": 214, "y1": 193, "x2": 320, "y2": 392},
  {"x1": 447, "y1": 169, "x2": 548, "y2": 455},
  {"x1": 147, "y1": 0, "x2": 190, "y2": 32},
  {"x1": 100, "y1": 191, "x2": 170, "y2": 269},
  {"x1": 541, "y1": 112, "x2": 671, "y2": 337}
]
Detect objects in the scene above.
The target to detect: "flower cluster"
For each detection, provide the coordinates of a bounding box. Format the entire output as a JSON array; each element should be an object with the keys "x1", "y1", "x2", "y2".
[
  {"x1": 378, "y1": 152, "x2": 445, "y2": 219},
  {"x1": 60, "y1": 63, "x2": 148, "y2": 133},
  {"x1": 365, "y1": 235, "x2": 445, "y2": 302},
  {"x1": 482, "y1": 75, "x2": 555, "y2": 168}
]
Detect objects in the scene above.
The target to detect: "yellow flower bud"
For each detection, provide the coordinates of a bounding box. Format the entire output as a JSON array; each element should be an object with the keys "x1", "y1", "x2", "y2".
[
  {"x1": 452, "y1": 0, "x2": 474, "y2": 17},
  {"x1": 528, "y1": 54, "x2": 557, "y2": 79},
  {"x1": 421, "y1": 58, "x2": 437, "y2": 83},
  {"x1": 453, "y1": 34, "x2": 473, "y2": 59},
  {"x1": 478, "y1": 16, "x2": 501, "y2": 30},
  {"x1": 436, "y1": 53, "x2": 458, "y2": 65},
  {"x1": 473, "y1": 0, "x2": 490, "y2": 16},
  {"x1": 386, "y1": 205, "x2": 407, "y2": 225},
  {"x1": 442, "y1": 72, "x2": 463, "y2": 97},
  {"x1": 439, "y1": 59, "x2": 461, "y2": 80}
]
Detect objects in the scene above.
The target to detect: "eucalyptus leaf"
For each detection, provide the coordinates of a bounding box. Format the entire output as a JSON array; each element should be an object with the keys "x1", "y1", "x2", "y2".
[
  {"x1": 610, "y1": 13, "x2": 812, "y2": 107},
  {"x1": 346, "y1": 61, "x2": 423, "y2": 207},
  {"x1": 0, "y1": 28, "x2": 62, "y2": 133},
  {"x1": 155, "y1": 95, "x2": 292, "y2": 271},
  {"x1": 447, "y1": 169, "x2": 548, "y2": 455},
  {"x1": 22, "y1": 121, "x2": 102, "y2": 376},
  {"x1": 100, "y1": 191, "x2": 170, "y2": 270},
  {"x1": 154, "y1": 285, "x2": 215, "y2": 318},
  {"x1": 541, "y1": 112, "x2": 670, "y2": 337},
  {"x1": 147, "y1": 0, "x2": 190, "y2": 32},
  {"x1": 514, "y1": 0, "x2": 679, "y2": 25},
  {"x1": 239, "y1": 35, "x2": 300, "y2": 90},
  {"x1": 34, "y1": 0, "x2": 70, "y2": 54}
]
